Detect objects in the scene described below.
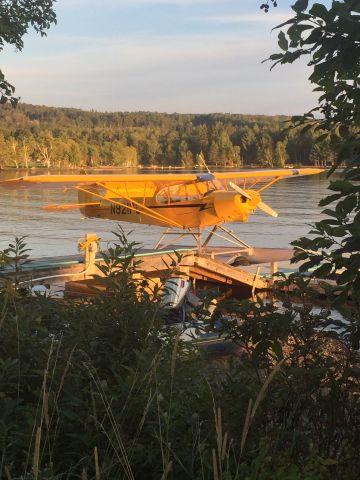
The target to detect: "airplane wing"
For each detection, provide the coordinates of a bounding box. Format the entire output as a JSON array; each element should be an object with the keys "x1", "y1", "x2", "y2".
[
  {"x1": 214, "y1": 167, "x2": 324, "y2": 181},
  {"x1": 0, "y1": 173, "x2": 202, "y2": 198},
  {"x1": 214, "y1": 167, "x2": 325, "y2": 192},
  {"x1": 0, "y1": 168, "x2": 324, "y2": 217},
  {"x1": 0, "y1": 167, "x2": 324, "y2": 191}
]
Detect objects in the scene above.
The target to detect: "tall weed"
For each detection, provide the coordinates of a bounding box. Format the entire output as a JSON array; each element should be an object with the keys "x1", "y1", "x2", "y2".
[{"x1": 0, "y1": 233, "x2": 358, "y2": 479}]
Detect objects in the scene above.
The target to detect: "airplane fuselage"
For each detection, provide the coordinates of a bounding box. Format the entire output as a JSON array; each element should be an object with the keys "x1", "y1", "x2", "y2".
[{"x1": 80, "y1": 189, "x2": 258, "y2": 228}]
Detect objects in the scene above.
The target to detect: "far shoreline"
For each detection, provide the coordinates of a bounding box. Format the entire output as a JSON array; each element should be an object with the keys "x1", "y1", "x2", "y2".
[{"x1": 0, "y1": 164, "x2": 330, "y2": 173}]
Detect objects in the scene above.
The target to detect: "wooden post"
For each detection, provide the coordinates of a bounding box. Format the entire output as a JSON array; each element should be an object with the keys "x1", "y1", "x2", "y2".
[
  {"x1": 79, "y1": 233, "x2": 100, "y2": 277},
  {"x1": 270, "y1": 261, "x2": 278, "y2": 276},
  {"x1": 251, "y1": 266, "x2": 261, "y2": 297}
]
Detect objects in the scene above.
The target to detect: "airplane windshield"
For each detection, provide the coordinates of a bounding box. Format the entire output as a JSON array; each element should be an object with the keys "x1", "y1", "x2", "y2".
[{"x1": 156, "y1": 181, "x2": 218, "y2": 204}]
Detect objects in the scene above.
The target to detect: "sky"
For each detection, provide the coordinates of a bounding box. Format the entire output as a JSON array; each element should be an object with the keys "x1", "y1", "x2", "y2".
[{"x1": 1, "y1": 0, "x2": 318, "y2": 115}]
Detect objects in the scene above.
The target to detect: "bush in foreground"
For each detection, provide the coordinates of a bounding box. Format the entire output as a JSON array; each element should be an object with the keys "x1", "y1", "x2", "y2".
[{"x1": 0, "y1": 236, "x2": 359, "y2": 479}]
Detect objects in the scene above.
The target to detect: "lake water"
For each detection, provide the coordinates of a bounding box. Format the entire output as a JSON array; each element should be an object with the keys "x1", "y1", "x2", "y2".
[{"x1": 0, "y1": 169, "x2": 334, "y2": 258}]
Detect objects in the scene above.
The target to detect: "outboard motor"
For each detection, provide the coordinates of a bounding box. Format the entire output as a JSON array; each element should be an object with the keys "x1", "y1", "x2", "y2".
[
  {"x1": 162, "y1": 277, "x2": 191, "y2": 310},
  {"x1": 162, "y1": 277, "x2": 192, "y2": 324}
]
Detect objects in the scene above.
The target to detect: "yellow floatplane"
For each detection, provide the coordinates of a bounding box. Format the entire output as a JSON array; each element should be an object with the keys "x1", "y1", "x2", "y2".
[{"x1": 1, "y1": 168, "x2": 323, "y2": 250}]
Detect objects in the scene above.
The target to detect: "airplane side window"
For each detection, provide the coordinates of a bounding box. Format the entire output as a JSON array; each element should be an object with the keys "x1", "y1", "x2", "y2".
[{"x1": 156, "y1": 184, "x2": 202, "y2": 203}]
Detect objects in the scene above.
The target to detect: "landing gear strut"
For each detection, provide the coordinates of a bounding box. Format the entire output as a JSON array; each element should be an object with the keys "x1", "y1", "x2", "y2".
[{"x1": 154, "y1": 225, "x2": 253, "y2": 255}]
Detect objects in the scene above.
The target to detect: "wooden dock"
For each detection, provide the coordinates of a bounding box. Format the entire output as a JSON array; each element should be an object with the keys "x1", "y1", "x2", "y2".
[
  {"x1": 64, "y1": 248, "x2": 271, "y2": 298},
  {"x1": 1, "y1": 234, "x2": 296, "y2": 298}
]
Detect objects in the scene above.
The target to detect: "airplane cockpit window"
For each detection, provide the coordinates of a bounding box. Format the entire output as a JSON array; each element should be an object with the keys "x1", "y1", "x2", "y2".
[{"x1": 156, "y1": 181, "x2": 218, "y2": 204}]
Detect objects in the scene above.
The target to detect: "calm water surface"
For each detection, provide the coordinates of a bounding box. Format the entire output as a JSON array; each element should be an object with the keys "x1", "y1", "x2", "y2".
[{"x1": 0, "y1": 169, "x2": 333, "y2": 258}]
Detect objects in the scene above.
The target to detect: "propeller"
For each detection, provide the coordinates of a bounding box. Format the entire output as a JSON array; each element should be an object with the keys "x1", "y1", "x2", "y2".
[
  {"x1": 229, "y1": 181, "x2": 278, "y2": 218},
  {"x1": 257, "y1": 201, "x2": 278, "y2": 218},
  {"x1": 228, "y1": 181, "x2": 252, "y2": 200},
  {"x1": 197, "y1": 154, "x2": 278, "y2": 218}
]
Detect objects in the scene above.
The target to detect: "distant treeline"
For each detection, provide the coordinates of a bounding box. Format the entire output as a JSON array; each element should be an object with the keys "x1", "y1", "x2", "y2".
[{"x1": 0, "y1": 103, "x2": 336, "y2": 169}]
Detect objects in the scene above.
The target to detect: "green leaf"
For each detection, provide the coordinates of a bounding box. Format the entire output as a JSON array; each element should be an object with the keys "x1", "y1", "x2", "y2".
[
  {"x1": 269, "y1": 53, "x2": 284, "y2": 61},
  {"x1": 321, "y1": 208, "x2": 339, "y2": 218},
  {"x1": 319, "y1": 193, "x2": 342, "y2": 206},
  {"x1": 353, "y1": 210, "x2": 360, "y2": 226},
  {"x1": 270, "y1": 340, "x2": 284, "y2": 361},
  {"x1": 320, "y1": 458, "x2": 337, "y2": 466},
  {"x1": 340, "y1": 236, "x2": 360, "y2": 253},
  {"x1": 252, "y1": 340, "x2": 271, "y2": 357},
  {"x1": 333, "y1": 289, "x2": 349, "y2": 307},
  {"x1": 292, "y1": 0, "x2": 309, "y2": 13},
  {"x1": 329, "y1": 180, "x2": 355, "y2": 194},
  {"x1": 273, "y1": 18, "x2": 297, "y2": 32},
  {"x1": 329, "y1": 225, "x2": 347, "y2": 237},
  {"x1": 299, "y1": 259, "x2": 321, "y2": 272},
  {"x1": 309, "y1": 3, "x2": 329, "y2": 20},
  {"x1": 288, "y1": 23, "x2": 313, "y2": 42},
  {"x1": 337, "y1": 268, "x2": 357, "y2": 285},
  {"x1": 314, "y1": 263, "x2": 333, "y2": 278},
  {"x1": 348, "y1": 223, "x2": 360, "y2": 236},
  {"x1": 278, "y1": 31, "x2": 289, "y2": 51},
  {"x1": 337, "y1": 194, "x2": 357, "y2": 215}
]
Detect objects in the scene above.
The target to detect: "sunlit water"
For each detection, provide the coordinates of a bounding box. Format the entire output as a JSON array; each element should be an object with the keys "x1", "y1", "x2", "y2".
[{"x1": 0, "y1": 169, "x2": 334, "y2": 258}]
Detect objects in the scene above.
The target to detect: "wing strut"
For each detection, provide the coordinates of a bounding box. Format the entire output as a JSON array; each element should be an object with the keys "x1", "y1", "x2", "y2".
[
  {"x1": 43, "y1": 202, "x2": 100, "y2": 211},
  {"x1": 257, "y1": 176, "x2": 282, "y2": 192},
  {"x1": 76, "y1": 185, "x2": 183, "y2": 229},
  {"x1": 97, "y1": 182, "x2": 184, "y2": 228}
]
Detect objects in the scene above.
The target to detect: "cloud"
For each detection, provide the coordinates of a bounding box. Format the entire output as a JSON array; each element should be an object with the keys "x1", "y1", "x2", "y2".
[
  {"x1": 6, "y1": 31, "x2": 267, "y2": 68},
  {"x1": 194, "y1": 12, "x2": 290, "y2": 24},
  {"x1": 60, "y1": 0, "x2": 218, "y2": 6},
  {"x1": 3, "y1": 28, "x2": 315, "y2": 115}
]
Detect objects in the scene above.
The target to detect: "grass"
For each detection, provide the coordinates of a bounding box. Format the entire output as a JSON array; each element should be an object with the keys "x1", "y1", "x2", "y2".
[{"x1": 0, "y1": 234, "x2": 359, "y2": 479}]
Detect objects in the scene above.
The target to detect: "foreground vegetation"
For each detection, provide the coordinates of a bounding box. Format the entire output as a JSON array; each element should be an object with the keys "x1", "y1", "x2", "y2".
[
  {"x1": 0, "y1": 234, "x2": 359, "y2": 479},
  {"x1": 0, "y1": 103, "x2": 335, "y2": 170},
  {"x1": 0, "y1": 0, "x2": 358, "y2": 477}
]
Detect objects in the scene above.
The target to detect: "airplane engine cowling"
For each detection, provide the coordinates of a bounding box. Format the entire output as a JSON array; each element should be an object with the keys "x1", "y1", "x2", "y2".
[{"x1": 212, "y1": 191, "x2": 250, "y2": 222}]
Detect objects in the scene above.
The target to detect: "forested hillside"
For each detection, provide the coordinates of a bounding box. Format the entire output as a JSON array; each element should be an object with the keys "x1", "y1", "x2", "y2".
[{"x1": 0, "y1": 103, "x2": 335, "y2": 169}]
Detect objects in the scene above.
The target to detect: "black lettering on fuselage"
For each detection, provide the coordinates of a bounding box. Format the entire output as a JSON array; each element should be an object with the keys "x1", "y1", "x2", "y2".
[{"x1": 110, "y1": 203, "x2": 136, "y2": 216}]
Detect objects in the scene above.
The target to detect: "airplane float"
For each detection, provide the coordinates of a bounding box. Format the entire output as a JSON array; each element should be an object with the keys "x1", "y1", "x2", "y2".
[{"x1": 1, "y1": 167, "x2": 324, "y2": 250}]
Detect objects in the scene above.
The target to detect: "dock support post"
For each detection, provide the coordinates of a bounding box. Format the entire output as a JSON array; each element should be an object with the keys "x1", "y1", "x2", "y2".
[
  {"x1": 270, "y1": 261, "x2": 278, "y2": 276},
  {"x1": 251, "y1": 266, "x2": 261, "y2": 297},
  {"x1": 78, "y1": 233, "x2": 100, "y2": 277}
]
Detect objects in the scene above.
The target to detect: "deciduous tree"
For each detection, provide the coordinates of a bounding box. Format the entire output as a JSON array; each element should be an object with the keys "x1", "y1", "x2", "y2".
[
  {"x1": 0, "y1": 0, "x2": 56, "y2": 105},
  {"x1": 268, "y1": 0, "x2": 360, "y2": 305}
]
